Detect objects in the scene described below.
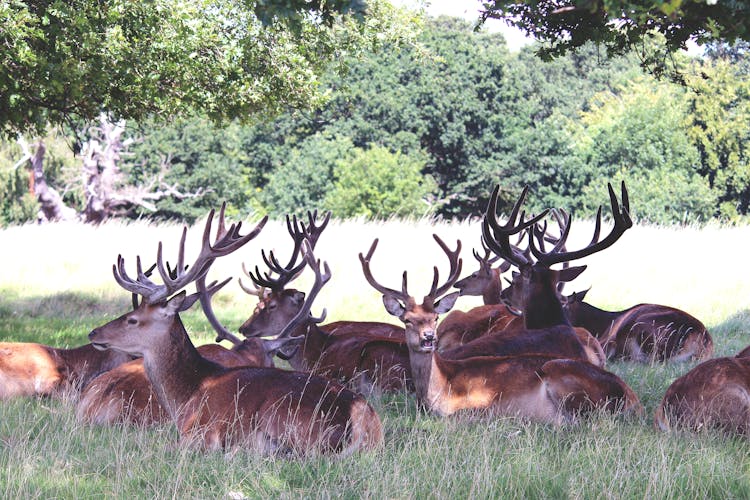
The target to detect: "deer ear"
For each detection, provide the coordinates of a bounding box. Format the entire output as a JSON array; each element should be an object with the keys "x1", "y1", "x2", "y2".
[
  {"x1": 292, "y1": 291, "x2": 306, "y2": 306},
  {"x1": 434, "y1": 291, "x2": 460, "y2": 314},
  {"x1": 558, "y1": 265, "x2": 587, "y2": 283},
  {"x1": 164, "y1": 291, "x2": 188, "y2": 314},
  {"x1": 382, "y1": 295, "x2": 406, "y2": 317}
]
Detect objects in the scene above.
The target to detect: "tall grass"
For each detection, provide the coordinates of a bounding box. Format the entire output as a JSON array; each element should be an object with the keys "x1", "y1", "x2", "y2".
[{"x1": 1, "y1": 217, "x2": 750, "y2": 498}]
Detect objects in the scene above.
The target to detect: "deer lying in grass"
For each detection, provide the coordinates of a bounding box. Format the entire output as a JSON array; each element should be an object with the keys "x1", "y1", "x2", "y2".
[
  {"x1": 0, "y1": 341, "x2": 134, "y2": 400},
  {"x1": 654, "y1": 355, "x2": 750, "y2": 434},
  {"x1": 238, "y1": 211, "x2": 411, "y2": 393},
  {"x1": 87, "y1": 207, "x2": 382, "y2": 454},
  {"x1": 564, "y1": 289, "x2": 713, "y2": 362},
  {"x1": 76, "y1": 272, "x2": 300, "y2": 426},
  {"x1": 359, "y1": 227, "x2": 642, "y2": 421}
]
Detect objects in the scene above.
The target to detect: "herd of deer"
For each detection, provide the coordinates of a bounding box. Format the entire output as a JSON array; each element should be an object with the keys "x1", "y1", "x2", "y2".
[{"x1": 1, "y1": 182, "x2": 748, "y2": 455}]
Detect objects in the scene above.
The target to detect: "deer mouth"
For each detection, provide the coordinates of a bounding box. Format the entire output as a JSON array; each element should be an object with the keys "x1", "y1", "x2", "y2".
[{"x1": 420, "y1": 337, "x2": 436, "y2": 351}]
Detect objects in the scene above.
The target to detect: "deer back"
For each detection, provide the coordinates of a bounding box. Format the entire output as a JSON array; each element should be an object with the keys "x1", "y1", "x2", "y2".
[{"x1": 655, "y1": 356, "x2": 750, "y2": 434}]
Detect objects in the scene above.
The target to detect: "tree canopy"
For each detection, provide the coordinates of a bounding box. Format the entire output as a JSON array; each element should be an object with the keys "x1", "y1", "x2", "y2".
[
  {"x1": 478, "y1": 0, "x2": 750, "y2": 75},
  {"x1": 0, "y1": 0, "x2": 418, "y2": 138}
]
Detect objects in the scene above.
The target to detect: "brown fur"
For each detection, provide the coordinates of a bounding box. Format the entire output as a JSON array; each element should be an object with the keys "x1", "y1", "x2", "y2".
[
  {"x1": 76, "y1": 339, "x2": 274, "y2": 426},
  {"x1": 655, "y1": 356, "x2": 750, "y2": 434},
  {"x1": 0, "y1": 342, "x2": 132, "y2": 399}
]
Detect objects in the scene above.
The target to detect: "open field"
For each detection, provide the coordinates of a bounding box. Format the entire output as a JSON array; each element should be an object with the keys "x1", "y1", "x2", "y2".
[{"x1": 1, "y1": 216, "x2": 750, "y2": 498}]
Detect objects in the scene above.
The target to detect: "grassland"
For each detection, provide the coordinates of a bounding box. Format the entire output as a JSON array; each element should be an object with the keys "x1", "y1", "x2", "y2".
[{"x1": 1, "y1": 216, "x2": 749, "y2": 498}]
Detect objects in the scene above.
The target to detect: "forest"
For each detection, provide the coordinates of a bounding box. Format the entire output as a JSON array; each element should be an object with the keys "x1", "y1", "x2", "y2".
[{"x1": 1, "y1": 16, "x2": 749, "y2": 226}]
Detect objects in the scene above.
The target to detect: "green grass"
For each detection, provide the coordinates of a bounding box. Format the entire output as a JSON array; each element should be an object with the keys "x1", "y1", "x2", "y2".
[{"x1": 1, "y1": 217, "x2": 750, "y2": 497}]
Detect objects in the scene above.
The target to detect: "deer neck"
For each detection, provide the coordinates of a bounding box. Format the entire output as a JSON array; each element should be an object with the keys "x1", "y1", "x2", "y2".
[
  {"x1": 407, "y1": 349, "x2": 457, "y2": 416},
  {"x1": 482, "y1": 271, "x2": 503, "y2": 305},
  {"x1": 140, "y1": 315, "x2": 218, "y2": 419},
  {"x1": 522, "y1": 270, "x2": 569, "y2": 329},
  {"x1": 567, "y1": 301, "x2": 621, "y2": 339}
]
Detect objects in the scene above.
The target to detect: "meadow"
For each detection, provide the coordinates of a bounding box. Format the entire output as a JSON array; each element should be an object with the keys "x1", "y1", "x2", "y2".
[{"x1": 1, "y1": 215, "x2": 750, "y2": 498}]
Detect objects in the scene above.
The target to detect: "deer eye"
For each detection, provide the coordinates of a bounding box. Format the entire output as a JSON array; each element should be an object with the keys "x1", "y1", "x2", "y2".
[{"x1": 127, "y1": 318, "x2": 138, "y2": 325}]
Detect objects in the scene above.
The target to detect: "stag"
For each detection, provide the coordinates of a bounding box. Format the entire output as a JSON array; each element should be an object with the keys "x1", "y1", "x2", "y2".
[
  {"x1": 76, "y1": 269, "x2": 301, "y2": 426},
  {"x1": 238, "y1": 211, "x2": 410, "y2": 393},
  {"x1": 655, "y1": 355, "x2": 750, "y2": 434},
  {"x1": 87, "y1": 207, "x2": 382, "y2": 453},
  {"x1": 359, "y1": 232, "x2": 642, "y2": 420}
]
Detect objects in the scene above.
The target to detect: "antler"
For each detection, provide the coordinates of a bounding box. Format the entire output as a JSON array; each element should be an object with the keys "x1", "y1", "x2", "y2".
[
  {"x1": 113, "y1": 203, "x2": 268, "y2": 304},
  {"x1": 359, "y1": 239, "x2": 411, "y2": 303},
  {"x1": 274, "y1": 239, "x2": 332, "y2": 340},
  {"x1": 241, "y1": 210, "x2": 331, "y2": 294},
  {"x1": 359, "y1": 235, "x2": 463, "y2": 303},
  {"x1": 196, "y1": 275, "x2": 244, "y2": 345},
  {"x1": 482, "y1": 185, "x2": 549, "y2": 268},
  {"x1": 529, "y1": 181, "x2": 631, "y2": 267},
  {"x1": 427, "y1": 234, "x2": 463, "y2": 300}
]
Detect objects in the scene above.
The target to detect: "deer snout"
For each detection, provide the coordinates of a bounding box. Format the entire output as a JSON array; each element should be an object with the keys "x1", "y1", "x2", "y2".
[
  {"x1": 88, "y1": 329, "x2": 109, "y2": 351},
  {"x1": 420, "y1": 330, "x2": 437, "y2": 351}
]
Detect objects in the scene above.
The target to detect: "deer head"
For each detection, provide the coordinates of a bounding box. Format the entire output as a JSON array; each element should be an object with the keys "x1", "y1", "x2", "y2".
[
  {"x1": 359, "y1": 234, "x2": 462, "y2": 353},
  {"x1": 483, "y1": 183, "x2": 631, "y2": 329},
  {"x1": 238, "y1": 210, "x2": 330, "y2": 338},
  {"x1": 89, "y1": 204, "x2": 267, "y2": 357}
]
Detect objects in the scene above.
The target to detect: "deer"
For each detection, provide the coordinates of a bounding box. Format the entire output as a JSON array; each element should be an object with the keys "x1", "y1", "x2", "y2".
[
  {"x1": 87, "y1": 207, "x2": 383, "y2": 454},
  {"x1": 563, "y1": 288, "x2": 714, "y2": 362},
  {"x1": 359, "y1": 230, "x2": 642, "y2": 421},
  {"x1": 238, "y1": 211, "x2": 410, "y2": 393},
  {"x1": 76, "y1": 267, "x2": 302, "y2": 427},
  {"x1": 0, "y1": 341, "x2": 134, "y2": 400},
  {"x1": 654, "y1": 356, "x2": 750, "y2": 434},
  {"x1": 438, "y1": 213, "x2": 605, "y2": 369}
]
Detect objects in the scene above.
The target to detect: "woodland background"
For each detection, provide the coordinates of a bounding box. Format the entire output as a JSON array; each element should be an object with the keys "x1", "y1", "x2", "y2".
[{"x1": 1, "y1": 14, "x2": 749, "y2": 227}]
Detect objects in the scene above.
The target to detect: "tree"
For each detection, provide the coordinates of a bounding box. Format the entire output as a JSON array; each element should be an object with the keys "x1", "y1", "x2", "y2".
[
  {"x1": 685, "y1": 55, "x2": 750, "y2": 218},
  {"x1": 478, "y1": 0, "x2": 750, "y2": 76},
  {"x1": 324, "y1": 146, "x2": 435, "y2": 218},
  {"x1": 0, "y1": 0, "x2": 418, "y2": 138}
]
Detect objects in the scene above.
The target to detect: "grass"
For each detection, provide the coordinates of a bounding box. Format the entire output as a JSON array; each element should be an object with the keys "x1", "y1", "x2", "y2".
[{"x1": 1, "y1": 216, "x2": 750, "y2": 498}]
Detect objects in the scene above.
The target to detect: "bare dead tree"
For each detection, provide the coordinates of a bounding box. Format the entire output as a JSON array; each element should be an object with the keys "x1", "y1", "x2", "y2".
[{"x1": 17, "y1": 114, "x2": 207, "y2": 224}]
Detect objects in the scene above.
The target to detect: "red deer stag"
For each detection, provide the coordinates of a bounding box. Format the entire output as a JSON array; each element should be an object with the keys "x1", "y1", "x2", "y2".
[
  {"x1": 655, "y1": 355, "x2": 750, "y2": 434},
  {"x1": 359, "y1": 232, "x2": 642, "y2": 420},
  {"x1": 238, "y1": 212, "x2": 410, "y2": 393},
  {"x1": 87, "y1": 209, "x2": 382, "y2": 454},
  {"x1": 77, "y1": 270, "x2": 302, "y2": 426},
  {"x1": 564, "y1": 288, "x2": 713, "y2": 362},
  {"x1": 432, "y1": 185, "x2": 628, "y2": 367}
]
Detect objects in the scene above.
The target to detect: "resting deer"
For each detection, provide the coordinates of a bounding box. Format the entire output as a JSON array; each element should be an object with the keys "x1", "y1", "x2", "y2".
[
  {"x1": 0, "y1": 341, "x2": 134, "y2": 400},
  {"x1": 359, "y1": 230, "x2": 642, "y2": 421},
  {"x1": 87, "y1": 207, "x2": 382, "y2": 454},
  {"x1": 238, "y1": 211, "x2": 410, "y2": 393},
  {"x1": 655, "y1": 356, "x2": 750, "y2": 434},
  {"x1": 76, "y1": 270, "x2": 301, "y2": 426},
  {"x1": 564, "y1": 288, "x2": 713, "y2": 362}
]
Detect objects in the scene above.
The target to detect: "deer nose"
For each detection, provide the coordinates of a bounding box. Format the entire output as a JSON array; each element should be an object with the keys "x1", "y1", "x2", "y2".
[{"x1": 423, "y1": 331, "x2": 436, "y2": 341}]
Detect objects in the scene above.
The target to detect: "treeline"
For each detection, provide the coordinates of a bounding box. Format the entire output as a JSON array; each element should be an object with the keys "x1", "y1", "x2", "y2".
[{"x1": 1, "y1": 17, "x2": 749, "y2": 225}]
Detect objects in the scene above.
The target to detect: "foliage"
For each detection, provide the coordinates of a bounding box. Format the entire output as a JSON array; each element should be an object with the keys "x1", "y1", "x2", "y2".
[
  {"x1": 566, "y1": 78, "x2": 718, "y2": 223},
  {"x1": 0, "y1": 0, "x2": 419, "y2": 138},
  {"x1": 685, "y1": 56, "x2": 750, "y2": 219},
  {"x1": 478, "y1": 0, "x2": 750, "y2": 76},
  {"x1": 260, "y1": 134, "x2": 357, "y2": 216},
  {"x1": 324, "y1": 146, "x2": 435, "y2": 218}
]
